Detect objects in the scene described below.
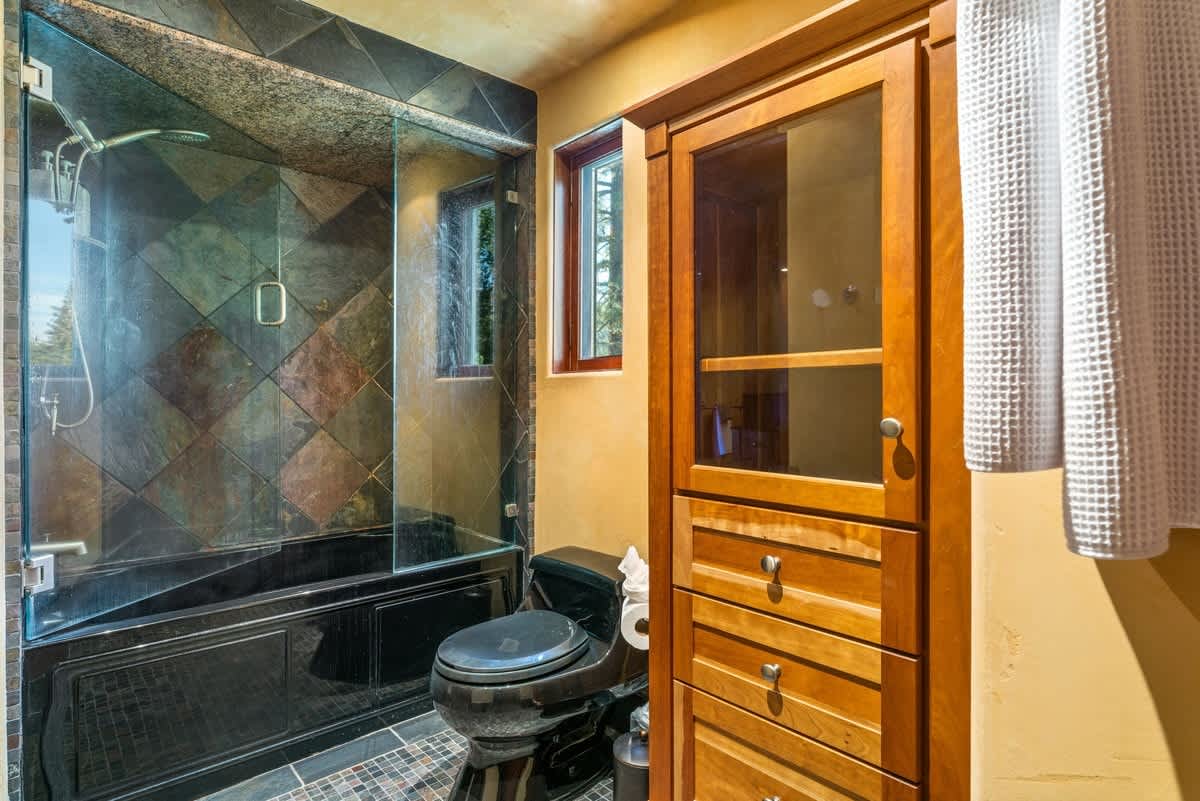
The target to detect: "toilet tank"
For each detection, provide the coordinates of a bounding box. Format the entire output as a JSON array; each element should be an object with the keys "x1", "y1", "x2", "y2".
[{"x1": 527, "y1": 547, "x2": 623, "y2": 641}]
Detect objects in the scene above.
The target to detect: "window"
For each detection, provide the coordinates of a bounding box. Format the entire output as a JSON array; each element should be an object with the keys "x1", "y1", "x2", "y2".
[
  {"x1": 555, "y1": 123, "x2": 623, "y2": 372},
  {"x1": 439, "y1": 177, "x2": 496, "y2": 376}
]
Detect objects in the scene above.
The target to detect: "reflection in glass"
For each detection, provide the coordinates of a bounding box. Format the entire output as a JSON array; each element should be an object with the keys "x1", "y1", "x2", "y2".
[
  {"x1": 692, "y1": 89, "x2": 884, "y2": 484},
  {"x1": 580, "y1": 149, "x2": 623, "y2": 359},
  {"x1": 697, "y1": 366, "x2": 882, "y2": 483},
  {"x1": 694, "y1": 89, "x2": 882, "y2": 359}
]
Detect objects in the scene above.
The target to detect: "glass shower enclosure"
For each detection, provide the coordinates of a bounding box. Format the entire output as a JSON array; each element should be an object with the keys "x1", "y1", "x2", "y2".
[{"x1": 20, "y1": 13, "x2": 524, "y2": 641}]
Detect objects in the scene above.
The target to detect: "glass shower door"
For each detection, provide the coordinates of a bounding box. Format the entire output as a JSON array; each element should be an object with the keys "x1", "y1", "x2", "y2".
[{"x1": 21, "y1": 14, "x2": 288, "y2": 639}]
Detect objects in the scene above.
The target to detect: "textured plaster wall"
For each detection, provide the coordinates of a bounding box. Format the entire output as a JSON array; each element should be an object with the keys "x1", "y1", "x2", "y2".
[
  {"x1": 974, "y1": 471, "x2": 1200, "y2": 801},
  {"x1": 533, "y1": 0, "x2": 839, "y2": 560},
  {"x1": 535, "y1": 4, "x2": 1200, "y2": 800}
]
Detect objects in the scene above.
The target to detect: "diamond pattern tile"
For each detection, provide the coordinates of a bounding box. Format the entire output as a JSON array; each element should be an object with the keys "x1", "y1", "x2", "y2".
[
  {"x1": 103, "y1": 141, "x2": 206, "y2": 262},
  {"x1": 142, "y1": 323, "x2": 264, "y2": 429},
  {"x1": 208, "y1": 271, "x2": 318, "y2": 373},
  {"x1": 273, "y1": 18, "x2": 397, "y2": 99},
  {"x1": 209, "y1": 165, "x2": 282, "y2": 267},
  {"x1": 326, "y1": 284, "x2": 392, "y2": 377},
  {"x1": 104, "y1": 254, "x2": 202, "y2": 374},
  {"x1": 100, "y1": 497, "x2": 205, "y2": 563},
  {"x1": 282, "y1": 191, "x2": 392, "y2": 321},
  {"x1": 62, "y1": 375, "x2": 200, "y2": 491},
  {"x1": 345, "y1": 20, "x2": 455, "y2": 101},
  {"x1": 275, "y1": 328, "x2": 368, "y2": 424},
  {"x1": 325, "y1": 381, "x2": 393, "y2": 470},
  {"x1": 328, "y1": 477, "x2": 392, "y2": 531},
  {"x1": 213, "y1": 484, "x2": 317, "y2": 547},
  {"x1": 141, "y1": 208, "x2": 263, "y2": 315},
  {"x1": 279, "y1": 431, "x2": 369, "y2": 524},
  {"x1": 278, "y1": 168, "x2": 364, "y2": 224},
  {"x1": 219, "y1": 0, "x2": 332, "y2": 57},
  {"x1": 146, "y1": 139, "x2": 259, "y2": 204},
  {"x1": 211, "y1": 378, "x2": 319, "y2": 477},
  {"x1": 27, "y1": 426, "x2": 132, "y2": 562},
  {"x1": 143, "y1": 434, "x2": 266, "y2": 542},
  {"x1": 408, "y1": 64, "x2": 504, "y2": 133}
]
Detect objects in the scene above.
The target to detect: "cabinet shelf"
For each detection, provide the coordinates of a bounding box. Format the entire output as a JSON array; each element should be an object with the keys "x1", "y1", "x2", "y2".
[{"x1": 698, "y1": 347, "x2": 883, "y2": 373}]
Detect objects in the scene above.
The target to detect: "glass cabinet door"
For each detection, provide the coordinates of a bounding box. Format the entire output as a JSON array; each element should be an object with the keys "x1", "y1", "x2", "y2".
[{"x1": 670, "y1": 40, "x2": 920, "y2": 522}]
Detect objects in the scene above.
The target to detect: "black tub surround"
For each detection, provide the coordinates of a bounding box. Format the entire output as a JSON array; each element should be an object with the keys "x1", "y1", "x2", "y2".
[{"x1": 22, "y1": 536, "x2": 523, "y2": 801}]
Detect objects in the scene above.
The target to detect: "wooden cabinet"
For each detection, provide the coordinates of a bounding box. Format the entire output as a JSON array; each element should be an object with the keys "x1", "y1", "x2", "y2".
[
  {"x1": 674, "y1": 684, "x2": 919, "y2": 801},
  {"x1": 673, "y1": 591, "x2": 922, "y2": 780},
  {"x1": 670, "y1": 40, "x2": 922, "y2": 523},
  {"x1": 673, "y1": 496, "x2": 921, "y2": 652},
  {"x1": 630, "y1": 2, "x2": 968, "y2": 800}
]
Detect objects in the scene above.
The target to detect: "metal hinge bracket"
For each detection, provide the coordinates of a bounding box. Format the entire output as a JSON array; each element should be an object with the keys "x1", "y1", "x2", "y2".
[
  {"x1": 22, "y1": 57, "x2": 53, "y2": 101},
  {"x1": 22, "y1": 554, "x2": 55, "y2": 596},
  {"x1": 505, "y1": 190, "x2": 521, "y2": 205}
]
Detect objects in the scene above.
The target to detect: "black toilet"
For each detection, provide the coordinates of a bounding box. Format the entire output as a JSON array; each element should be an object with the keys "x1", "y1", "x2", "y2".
[{"x1": 431, "y1": 547, "x2": 648, "y2": 801}]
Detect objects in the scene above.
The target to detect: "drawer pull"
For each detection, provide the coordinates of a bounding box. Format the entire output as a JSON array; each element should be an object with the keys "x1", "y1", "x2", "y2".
[
  {"x1": 760, "y1": 663, "x2": 782, "y2": 683},
  {"x1": 759, "y1": 554, "x2": 782, "y2": 575},
  {"x1": 763, "y1": 796, "x2": 782, "y2": 801}
]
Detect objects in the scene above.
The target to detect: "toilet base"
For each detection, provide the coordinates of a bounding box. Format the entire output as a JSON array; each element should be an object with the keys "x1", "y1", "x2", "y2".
[{"x1": 446, "y1": 706, "x2": 625, "y2": 801}]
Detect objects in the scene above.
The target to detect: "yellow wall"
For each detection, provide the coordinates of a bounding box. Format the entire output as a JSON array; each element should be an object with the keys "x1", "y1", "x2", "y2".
[
  {"x1": 974, "y1": 472, "x2": 1200, "y2": 801},
  {"x1": 533, "y1": 0, "x2": 838, "y2": 558},
  {"x1": 535, "y1": 4, "x2": 1200, "y2": 800}
]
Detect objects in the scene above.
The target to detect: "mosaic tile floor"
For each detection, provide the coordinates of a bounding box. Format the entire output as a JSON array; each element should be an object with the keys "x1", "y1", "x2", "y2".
[{"x1": 200, "y1": 712, "x2": 614, "y2": 801}]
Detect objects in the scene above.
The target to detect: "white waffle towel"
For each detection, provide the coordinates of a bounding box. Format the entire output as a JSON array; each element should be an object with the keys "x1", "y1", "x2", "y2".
[{"x1": 958, "y1": 0, "x2": 1200, "y2": 558}]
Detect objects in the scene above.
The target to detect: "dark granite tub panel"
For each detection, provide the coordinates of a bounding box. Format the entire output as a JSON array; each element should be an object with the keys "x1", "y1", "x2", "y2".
[{"x1": 22, "y1": 541, "x2": 523, "y2": 801}]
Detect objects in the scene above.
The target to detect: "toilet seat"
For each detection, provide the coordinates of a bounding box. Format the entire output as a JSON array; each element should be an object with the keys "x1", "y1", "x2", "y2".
[{"x1": 435, "y1": 609, "x2": 591, "y2": 685}]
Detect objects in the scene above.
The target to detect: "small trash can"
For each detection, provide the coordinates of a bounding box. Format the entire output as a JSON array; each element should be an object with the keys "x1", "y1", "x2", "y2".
[{"x1": 613, "y1": 704, "x2": 650, "y2": 801}]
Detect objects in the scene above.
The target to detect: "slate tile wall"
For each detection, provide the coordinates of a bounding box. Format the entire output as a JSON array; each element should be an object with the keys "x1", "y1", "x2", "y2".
[
  {"x1": 92, "y1": 0, "x2": 537, "y2": 141},
  {"x1": 25, "y1": 140, "x2": 398, "y2": 572},
  {"x1": 2, "y1": 8, "x2": 537, "y2": 797}
]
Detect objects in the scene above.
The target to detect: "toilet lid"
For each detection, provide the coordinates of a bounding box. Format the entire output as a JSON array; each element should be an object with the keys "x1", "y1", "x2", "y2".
[{"x1": 435, "y1": 610, "x2": 590, "y2": 685}]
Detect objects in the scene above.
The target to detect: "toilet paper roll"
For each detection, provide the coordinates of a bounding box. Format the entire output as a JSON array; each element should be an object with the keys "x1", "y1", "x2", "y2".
[{"x1": 621, "y1": 601, "x2": 650, "y2": 650}]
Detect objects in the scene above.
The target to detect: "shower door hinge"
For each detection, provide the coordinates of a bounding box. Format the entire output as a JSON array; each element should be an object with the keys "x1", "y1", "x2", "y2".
[
  {"x1": 22, "y1": 57, "x2": 53, "y2": 101},
  {"x1": 505, "y1": 190, "x2": 520, "y2": 204},
  {"x1": 22, "y1": 554, "x2": 55, "y2": 596}
]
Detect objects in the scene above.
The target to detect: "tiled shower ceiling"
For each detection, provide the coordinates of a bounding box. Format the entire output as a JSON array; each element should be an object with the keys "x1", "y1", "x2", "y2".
[
  {"x1": 73, "y1": 0, "x2": 537, "y2": 141},
  {"x1": 30, "y1": 140, "x2": 395, "y2": 563}
]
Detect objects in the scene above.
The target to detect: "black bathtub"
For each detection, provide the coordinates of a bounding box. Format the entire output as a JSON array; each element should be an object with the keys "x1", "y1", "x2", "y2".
[{"x1": 22, "y1": 525, "x2": 523, "y2": 801}]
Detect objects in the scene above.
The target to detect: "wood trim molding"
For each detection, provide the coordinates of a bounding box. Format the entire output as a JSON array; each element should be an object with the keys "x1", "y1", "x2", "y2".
[
  {"x1": 925, "y1": 3, "x2": 970, "y2": 800},
  {"x1": 647, "y1": 147, "x2": 674, "y2": 801},
  {"x1": 622, "y1": 0, "x2": 932, "y2": 129}
]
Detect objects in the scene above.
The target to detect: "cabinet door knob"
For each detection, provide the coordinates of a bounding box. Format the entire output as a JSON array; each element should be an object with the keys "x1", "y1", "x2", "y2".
[
  {"x1": 879, "y1": 417, "x2": 904, "y2": 439},
  {"x1": 760, "y1": 663, "x2": 782, "y2": 682},
  {"x1": 759, "y1": 554, "x2": 782, "y2": 574}
]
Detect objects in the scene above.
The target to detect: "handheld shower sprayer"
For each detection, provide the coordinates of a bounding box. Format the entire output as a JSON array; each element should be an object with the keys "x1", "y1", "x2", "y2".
[{"x1": 34, "y1": 106, "x2": 210, "y2": 435}]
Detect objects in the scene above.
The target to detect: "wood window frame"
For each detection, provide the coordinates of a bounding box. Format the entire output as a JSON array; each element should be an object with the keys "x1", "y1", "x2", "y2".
[{"x1": 554, "y1": 120, "x2": 624, "y2": 373}]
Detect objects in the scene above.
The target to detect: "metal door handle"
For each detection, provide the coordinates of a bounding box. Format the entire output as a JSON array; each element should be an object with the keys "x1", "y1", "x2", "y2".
[
  {"x1": 760, "y1": 663, "x2": 782, "y2": 683},
  {"x1": 254, "y1": 281, "x2": 287, "y2": 327},
  {"x1": 879, "y1": 417, "x2": 904, "y2": 439},
  {"x1": 760, "y1": 554, "x2": 782, "y2": 574}
]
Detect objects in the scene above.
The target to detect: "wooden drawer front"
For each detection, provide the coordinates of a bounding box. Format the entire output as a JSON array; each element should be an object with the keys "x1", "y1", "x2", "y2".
[
  {"x1": 674, "y1": 591, "x2": 920, "y2": 780},
  {"x1": 673, "y1": 496, "x2": 921, "y2": 652},
  {"x1": 675, "y1": 683, "x2": 919, "y2": 801}
]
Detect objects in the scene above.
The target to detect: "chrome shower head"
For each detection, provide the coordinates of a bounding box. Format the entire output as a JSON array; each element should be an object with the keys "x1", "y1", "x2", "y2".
[{"x1": 97, "y1": 128, "x2": 210, "y2": 150}]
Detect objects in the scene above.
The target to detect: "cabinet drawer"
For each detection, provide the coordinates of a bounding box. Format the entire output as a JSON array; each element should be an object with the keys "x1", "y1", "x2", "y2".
[
  {"x1": 674, "y1": 590, "x2": 920, "y2": 780},
  {"x1": 675, "y1": 683, "x2": 919, "y2": 801},
  {"x1": 673, "y1": 496, "x2": 921, "y2": 652}
]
